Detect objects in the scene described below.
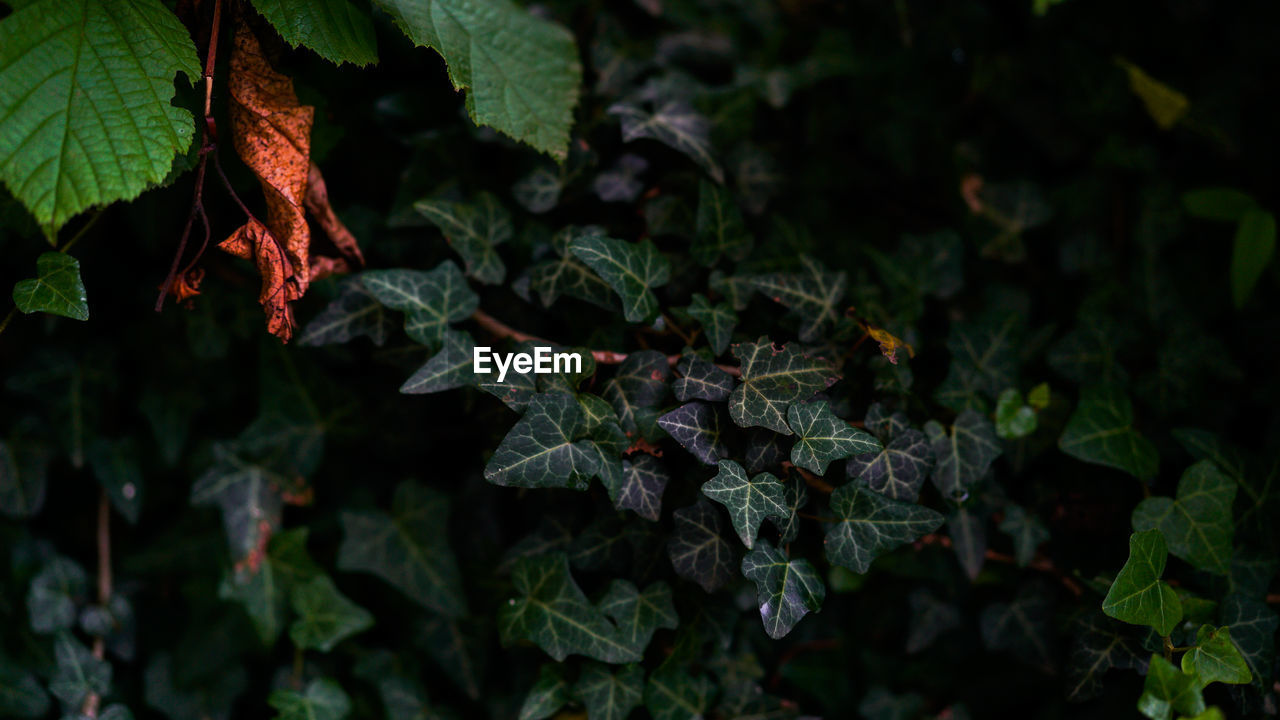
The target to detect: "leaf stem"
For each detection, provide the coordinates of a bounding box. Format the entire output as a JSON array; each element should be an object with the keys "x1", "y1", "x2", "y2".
[
  {"x1": 80, "y1": 490, "x2": 112, "y2": 718},
  {"x1": 0, "y1": 307, "x2": 15, "y2": 337}
]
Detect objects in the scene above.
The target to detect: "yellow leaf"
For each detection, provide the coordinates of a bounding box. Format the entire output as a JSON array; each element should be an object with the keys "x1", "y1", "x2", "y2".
[{"x1": 1116, "y1": 57, "x2": 1189, "y2": 130}]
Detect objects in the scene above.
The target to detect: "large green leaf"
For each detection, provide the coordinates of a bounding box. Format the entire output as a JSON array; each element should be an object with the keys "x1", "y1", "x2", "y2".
[
  {"x1": 362, "y1": 261, "x2": 479, "y2": 350},
  {"x1": 787, "y1": 400, "x2": 880, "y2": 475},
  {"x1": 729, "y1": 337, "x2": 839, "y2": 434},
  {"x1": 1059, "y1": 384, "x2": 1158, "y2": 481},
  {"x1": 1102, "y1": 529, "x2": 1182, "y2": 636},
  {"x1": 574, "y1": 662, "x2": 643, "y2": 720},
  {"x1": 0, "y1": 0, "x2": 199, "y2": 236},
  {"x1": 12, "y1": 252, "x2": 89, "y2": 320},
  {"x1": 924, "y1": 410, "x2": 1001, "y2": 498},
  {"x1": 337, "y1": 481, "x2": 466, "y2": 617},
  {"x1": 190, "y1": 444, "x2": 285, "y2": 562},
  {"x1": 484, "y1": 393, "x2": 600, "y2": 489},
  {"x1": 601, "y1": 350, "x2": 669, "y2": 436},
  {"x1": 289, "y1": 574, "x2": 374, "y2": 652},
  {"x1": 741, "y1": 540, "x2": 825, "y2": 639},
  {"x1": 1181, "y1": 625, "x2": 1251, "y2": 687},
  {"x1": 1066, "y1": 612, "x2": 1147, "y2": 701},
  {"x1": 370, "y1": 0, "x2": 580, "y2": 158},
  {"x1": 499, "y1": 553, "x2": 639, "y2": 663},
  {"x1": 1221, "y1": 594, "x2": 1278, "y2": 692},
  {"x1": 658, "y1": 402, "x2": 729, "y2": 466},
  {"x1": 607, "y1": 100, "x2": 722, "y2": 182},
  {"x1": 701, "y1": 460, "x2": 789, "y2": 549},
  {"x1": 1138, "y1": 655, "x2": 1204, "y2": 720},
  {"x1": 686, "y1": 294, "x2": 737, "y2": 356},
  {"x1": 268, "y1": 678, "x2": 350, "y2": 720},
  {"x1": 644, "y1": 667, "x2": 713, "y2": 720},
  {"x1": 1131, "y1": 461, "x2": 1235, "y2": 575},
  {"x1": 667, "y1": 500, "x2": 736, "y2": 593},
  {"x1": 824, "y1": 484, "x2": 944, "y2": 574},
  {"x1": 250, "y1": 0, "x2": 377, "y2": 66},
  {"x1": 750, "y1": 256, "x2": 846, "y2": 343},
  {"x1": 1230, "y1": 208, "x2": 1276, "y2": 308},
  {"x1": 570, "y1": 235, "x2": 671, "y2": 323},
  {"x1": 692, "y1": 179, "x2": 752, "y2": 266},
  {"x1": 847, "y1": 428, "x2": 933, "y2": 503},
  {"x1": 414, "y1": 193, "x2": 513, "y2": 284},
  {"x1": 597, "y1": 580, "x2": 678, "y2": 656}
]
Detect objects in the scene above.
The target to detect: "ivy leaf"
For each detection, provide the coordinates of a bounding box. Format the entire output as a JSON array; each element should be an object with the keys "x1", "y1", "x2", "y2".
[
  {"x1": 419, "y1": 616, "x2": 486, "y2": 701},
  {"x1": 995, "y1": 389, "x2": 1038, "y2": 439},
  {"x1": 668, "y1": 500, "x2": 736, "y2": 593},
  {"x1": 741, "y1": 540, "x2": 825, "y2": 639},
  {"x1": 658, "y1": 402, "x2": 729, "y2": 466},
  {"x1": 513, "y1": 166, "x2": 564, "y2": 214},
  {"x1": 1059, "y1": 384, "x2": 1158, "y2": 481},
  {"x1": 499, "y1": 553, "x2": 639, "y2": 663},
  {"x1": 190, "y1": 444, "x2": 285, "y2": 562},
  {"x1": 570, "y1": 235, "x2": 671, "y2": 323},
  {"x1": 729, "y1": 337, "x2": 839, "y2": 435},
  {"x1": 529, "y1": 226, "x2": 617, "y2": 310},
  {"x1": 87, "y1": 438, "x2": 142, "y2": 524},
  {"x1": 941, "y1": 311, "x2": 1021, "y2": 403},
  {"x1": 485, "y1": 393, "x2": 600, "y2": 489},
  {"x1": 603, "y1": 455, "x2": 670, "y2": 521},
  {"x1": 574, "y1": 662, "x2": 643, "y2": 720},
  {"x1": 905, "y1": 589, "x2": 961, "y2": 653},
  {"x1": 701, "y1": 460, "x2": 789, "y2": 549},
  {"x1": 602, "y1": 351, "x2": 669, "y2": 435},
  {"x1": 1102, "y1": 529, "x2": 1182, "y2": 637},
  {"x1": 607, "y1": 100, "x2": 723, "y2": 182},
  {"x1": 750, "y1": 256, "x2": 846, "y2": 343},
  {"x1": 268, "y1": 678, "x2": 350, "y2": 720},
  {"x1": 1221, "y1": 595, "x2": 1278, "y2": 693},
  {"x1": 769, "y1": 473, "x2": 808, "y2": 545},
  {"x1": 644, "y1": 667, "x2": 713, "y2": 720},
  {"x1": 1066, "y1": 612, "x2": 1148, "y2": 701},
  {"x1": 1138, "y1": 655, "x2": 1204, "y2": 720},
  {"x1": 49, "y1": 633, "x2": 111, "y2": 709},
  {"x1": 692, "y1": 179, "x2": 752, "y2": 266},
  {"x1": 362, "y1": 261, "x2": 479, "y2": 350},
  {"x1": 519, "y1": 665, "x2": 569, "y2": 720},
  {"x1": 370, "y1": 0, "x2": 580, "y2": 158},
  {"x1": 414, "y1": 194, "x2": 512, "y2": 284},
  {"x1": 825, "y1": 484, "x2": 944, "y2": 574},
  {"x1": 998, "y1": 505, "x2": 1049, "y2": 567},
  {"x1": 1230, "y1": 208, "x2": 1276, "y2": 308},
  {"x1": 1131, "y1": 461, "x2": 1235, "y2": 575},
  {"x1": 925, "y1": 410, "x2": 1001, "y2": 499},
  {"x1": 948, "y1": 505, "x2": 987, "y2": 580},
  {"x1": 0, "y1": 0, "x2": 199, "y2": 236},
  {"x1": 299, "y1": 279, "x2": 393, "y2": 347},
  {"x1": 27, "y1": 556, "x2": 88, "y2": 634},
  {"x1": 597, "y1": 580, "x2": 678, "y2": 656},
  {"x1": 672, "y1": 354, "x2": 734, "y2": 403},
  {"x1": 863, "y1": 403, "x2": 912, "y2": 443},
  {"x1": 400, "y1": 329, "x2": 478, "y2": 394},
  {"x1": 980, "y1": 584, "x2": 1054, "y2": 672},
  {"x1": 220, "y1": 527, "x2": 321, "y2": 645},
  {"x1": 847, "y1": 428, "x2": 934, "y2": 503},
  {"x1": 249, "y1": 0, "x2": 377, "y2": 66},
  {"x1": 686, "y1": 294, "x2": 737, "y2": 356},
  {"x1": 1181, "y1": 625, "x2": 1251, "y2": 687},
  {"x1": 288, "y1": 574, "x2": 374, "y2": 652},
  {"x1": 337, "y1": 481, "x2": 466, "y2": 617},
  {"x1": 787, "y1": 400, "x2": 880, "y2": 475},
  {"x1": 12, "y1": 253, "x2": 89, "y2": 320}
]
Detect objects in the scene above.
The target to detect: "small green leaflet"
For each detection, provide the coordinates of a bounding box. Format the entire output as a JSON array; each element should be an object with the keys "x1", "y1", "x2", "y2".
[
  {"x1": 693, "y1": 179, "x2": 752, "y2": 266},
  {"x1": 644, "y1": 667, "x2": 714, "y2": 720},
  {"x1": 400, "y1": 329, "x2": 478, "y2": 394},
  {"x1": 1181, "y1": 625, "x2": 1251, "y2": 687},
  {"x1": 0, "y1": 0, "x2": 199, "y2": 237},
  {"x1": 299, "y1": 279, "x2": 393, "y2": 346},
  {"x1": 519, "y1": 665, "x2": 569, "y2": 720},
  {"x1": 603, "y1": 455, "x2": 670, "y2": 521},
  {"x1": 658, "y1": 402, "x2": 729, "y2": 466},
  {"x1": 570, "y1": 234, "x2": 671, "y2": 323},
  {"x1": 672, "y1": 353, "x2": 734, "y2": 403},
  {"x1": 1102, "y1": 529, "x2": 1182, "y2": 636},
  {"x1": 1131, "y1": 461, "x2": 1235, "y2": 575},
  {"x1": 597, "y1": 580, "x2": 679, "y2": 656},
  {"x1": 289, "y1": 574, "x2": 374, "y2": 652},
  {"x1": 1138, "y1": 655, "x2": 1204, "y2": 720},
  {"x1": 249, "y1": 0, "x2": 377, "y2": 66},
  {"x1": 701, "y1": 460, "x2": 789, "y2": 549},
  {"x1": 995, "y1": 388, "x2": 1038, "y2": 439},
  {"x1": 750, "y1": 256, "x2": 846, "y2": 343},
  {"x1": 49, "y1": 632, "x2": 110, "y2": 708},
  {"x1": 607, "y1": 100, "x2": 723, "y2": 183},
  {"x1": 1230, "y1": 208, "x2": 1276, "y2": 308},
  {"x1": 370, "y1": 0, "x2": 581, "y2": 159},
  {"x1": 667, "y1": 500, "x2": 736, "y2": 593},
  {"x1": 499, "y1": 553, "x2": 640, "y2": 663},
  {"x1": 414, "y1": 193, "x2": 513, "y2": 284},
  {"x1": 825, "y1": 484, "x2": 944, "y2": 574},
  {"x1": 924, "y1": 410, "x2": 1001, "y2": 499},
  {"x1": 1182, "y1": 187, "x2": 1257, "y2": 222},
  {"x1": 268, "y1": 678, "x2": 351, "y2": 720},
  {"x1": 529, "y1": 226, "x2": 617, "y2": 310},
  {"x1": 574, "y1": 662, "x2": 643, "y2": 720},
  {"x1": 362, "y1": 261, "x2": 478, "y2": 350},
  {"x1": 484, "y1": 393, "x2": 600, "y2": 489},
  {"x1": 12, "y1": 252, "x2": 89, "y2": 320},
  {"x1": 26, "y1": 556, "x2": 87, "y2": 634},
  {"x1": 729, "y1": 337, "x2": 839, "y2": 435},
  {"x1": 337, "y1": 481, "x2": 466, "y2": 617},
  {"x1": 686, "y1": 294, "x2": 737, "y2": 356},
  {"x1": 514, "y1": 165, "x2": 564, "y2": 214},
  {"x1": 998, "y1": 505, "x2": 1049, "y2": 567},
  {"x1": 847, "y1": 428, "x2": 933, "y2": 503},
  {"x1": 1059, "y1": 383, "x2": 1158, "y2": 481},
  {"x1": 787, "y1": 400, "x2": 880, "y2": 475},
  {"x1": 741, "y1": 540, "x2": 826, "y2": 639}
]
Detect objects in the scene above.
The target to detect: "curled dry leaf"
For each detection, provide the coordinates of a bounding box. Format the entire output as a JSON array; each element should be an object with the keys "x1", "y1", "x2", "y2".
[
  {"x1": 864, "y1": 323, "x2": 915, "y2": 365},
  {"x1": 306, "y1": 161, "x2": 364, "y2": 267},
  {"x1": 168, "y1": 268, "x2": 204, "y2": 302}
]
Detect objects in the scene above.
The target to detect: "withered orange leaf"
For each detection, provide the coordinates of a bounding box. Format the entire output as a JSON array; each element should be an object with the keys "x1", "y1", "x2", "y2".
[
  {"x1": 864, "y1": 324, "x2": 915, "y2": 365},
  {"x1": 223, "y1": 219, "x2": 298, "y2": 338},
  {"x1": 306, "y1": 161, "x2": 364, "y2": 268},
  {"x1": 166, "y1": 267, "x2": 205, "y2": 303}
]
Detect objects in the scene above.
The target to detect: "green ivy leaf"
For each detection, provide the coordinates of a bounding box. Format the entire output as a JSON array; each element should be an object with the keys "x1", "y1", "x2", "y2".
[
  {"x1": 905, "y1": 589, "x2": 960, "y2": 653},
  {"x1": 87, "y1": 438, "x2": 142, "y2": 524},
  {"x1": 414, "y1": 193, "x2": 513, "y2": 284},
  {"x1": 597, "y1": 580, "x2": 678, "y2": 656},
  {"x1": 1138, "y1": 655, "x2": 1204, "y2": 720},
  {"x1": 668, "y1": 500, "x2": 736, "y2": 593},
  {"x1": 692, "y1": 179, "x2": 752, "y2": 266},
  {"x1": 658, "y1": 402, "x2": 729, "y2": 466},
  {"x1": 191, "y1": 444, "x2": 285, "y2": 562},
  {"x1": 701, "y1": 460, "x2": 788, "y2": 549},
  {"x1": 980, "y1": 584, "x2": 1054, "y2": 672},
  {"x1": 514, "y1": 165, "x2": 564, "y2": 214},
  {"x1": 1059, "y1": 384, "x2": 1158, "y2": 481},
  {"x1": 729, "y1": 337, "x2": 838, "y2": 435},
  {"x1": 998, "y1": 505, "x2": 1049, "y2": 567},
  {"x1": 608, "y1": 100, "x2": 723, "y2": 182},
  {"x1": 529, "y1": 226, "x2": 617, "y2": 310},
  {"x1": 337, "y1": 481, "x2": 466, "y2": 617},
  {"x1": 741, "y1": 540, "x2": 825, "y2": 639},
  {"x1": 220, "y1": 527, "x2": 321, "y2": 645},
  {"x1": 787, "y1": 400, "x2": 880, "y2": 475},
  {"x1": 419, "y1": 616, "x2": 486, "y2": 701},
  {"x1": 485, "y1": 393, "x2": 600, "y2": 489},
  {"x1": 370, "y1": 0, "x2": 580, "y2": 158},
  {"x1": 750, "y1": 256, "x2": 846, "y2": 343},
  {"x1": 249, "y1": 0, "x2": 377, "y2": 66},
  {"x1": 288, "y1": 574, "x2": 374, "y2": 652},
  {"x1": 49, "y1": 632, "x2": 110, "y2": 709},
  {"x1": 825, "y1": 484, "x2": 944, "y2": 574},
  {"x1": 644, "y1": 667, "x2": 713, "y2": 720},
  {"x1": 400, "y1": 329, "x2": 478, "y2": 394},
  {"x1": 847, "y1": 428, "x2": 933, "y2": 503},
  {"x1": 1181, "y1": 625, "x2": 1251, "y2": 687},
  {"x1": 1131, "y1": 461, "x2": 1235, "y2": 575},
  {"x1": 1181, "y1": 187, "x2": 1257, "y2": 221},
  {"x1": 925, "y1": 410, "x2": 1001, "y2": 499},
  {"x1": 940, "y1": 311, "x2": 1021, "y2": 404},
  {"x1": 299, "y1": 279, "x2": 393, "y2": 347},
  {"x1": 499, "y1": 553, "x2": 639, "y2": 663},
  {"x1": 1066, "y1": 612, "x2": 1148, "y2": 701},
  {"x1": 570, "y1": 235, "x2": 671, "y2": 323},
  {"x1": 601, "y1": 455, "x2": 670, "y2": 522},
  {"x1": 362, "y1": 262, "x2": 479, "y2": 350},
  {"x1": 686, "y1": 294, "x2": 737, "y2": 356},
  {"x1": 1221, "y1": 595, "x2": 1278, "y2": 692},
  {"x1": 12, "y1": 253, "x2": 89, "y2": 320},
  {"x1": 519, "y1": 664, "x2": 569, "y2": 720},
  {"x1": 0, "y1": 0, "x2": 199, "y2": 236},
  {"x1": 672, "y1": 354, "x2": 734, "y2": 403},
  {"x1": 995, "y1": 388, "x2": 1038, "y2": 439},
  {"x1": 1102, "y1": 529, "x2": 1183, "y2": 637},
  {"x1": 26, "y1": 556, "x2": 87, "y2": 634},
  {"x1": 1230, "y1": 208, "x2": 1276, "y2": 308},
  {"x1": 602, "y1": 351, "x2": 669, "y2": 436},
  {"x1": 574, "y1": 662, "x2": 643, "y2": 720},
  {"x1": 268, "y1": 678, "x2": 351, "y2": 720}
]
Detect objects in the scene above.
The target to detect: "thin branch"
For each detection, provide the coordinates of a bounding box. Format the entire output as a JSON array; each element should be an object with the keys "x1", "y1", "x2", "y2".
[
  {"x1": 915, "y1": 533, "x2": 1083, "y2": 597},
  {"x1": 80, "y1": 491, "x2": 112, "y2": 718}
]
